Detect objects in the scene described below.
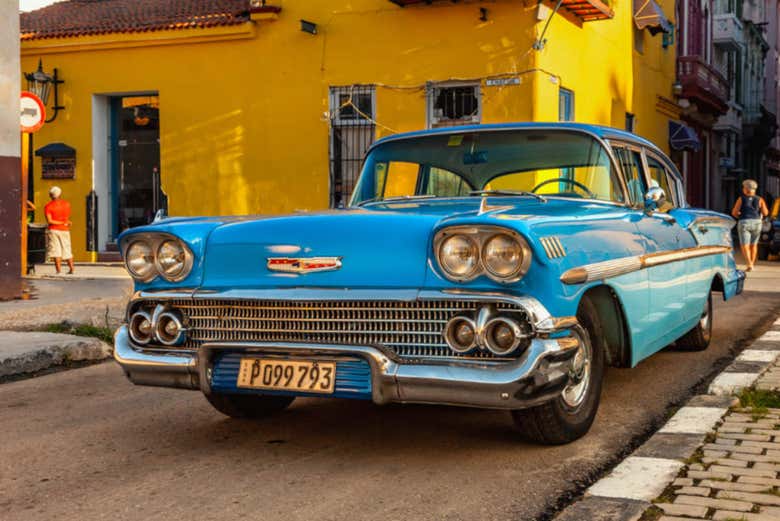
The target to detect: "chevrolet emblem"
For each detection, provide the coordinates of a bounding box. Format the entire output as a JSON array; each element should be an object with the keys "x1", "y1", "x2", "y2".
[{"x1": 267, "y1": 257, "x2": 342, "y2": 274}]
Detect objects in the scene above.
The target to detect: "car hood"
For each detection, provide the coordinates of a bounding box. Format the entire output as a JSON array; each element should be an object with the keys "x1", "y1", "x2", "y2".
[{"x1": 198, "y1": 197, "x2": 627, "y2": 290}]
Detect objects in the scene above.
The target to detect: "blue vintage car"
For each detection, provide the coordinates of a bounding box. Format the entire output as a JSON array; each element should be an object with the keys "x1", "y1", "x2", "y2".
[{"x1": 114, "y1": 123, "x2": 744, "y2": 444}]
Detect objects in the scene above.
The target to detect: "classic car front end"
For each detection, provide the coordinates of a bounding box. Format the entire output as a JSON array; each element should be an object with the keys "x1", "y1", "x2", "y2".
[{"x1": 115, "y1": 123, "x2": 743, "y2": 444}]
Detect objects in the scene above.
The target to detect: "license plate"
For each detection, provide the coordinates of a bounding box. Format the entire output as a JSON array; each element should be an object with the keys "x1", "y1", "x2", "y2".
[{"x1": 236, "y1": 358, "x2": 336, "y2": 394}]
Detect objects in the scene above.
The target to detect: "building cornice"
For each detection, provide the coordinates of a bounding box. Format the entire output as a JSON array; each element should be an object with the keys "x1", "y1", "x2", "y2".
[{"x1": 21, "y1": 22, "x2": 256, "y2": 56}]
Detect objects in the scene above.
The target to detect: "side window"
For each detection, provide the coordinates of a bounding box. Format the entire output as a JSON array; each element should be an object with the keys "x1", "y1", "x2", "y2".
[
  {"x1": 422, "y1": 167, "x2": 471, "y2": 197},
  {"x1": 644, "y1": 154, "x2": 677, "y2": 208},
  {"x1": 613, "y1": 146, "x2": 647, "y2": 206}
]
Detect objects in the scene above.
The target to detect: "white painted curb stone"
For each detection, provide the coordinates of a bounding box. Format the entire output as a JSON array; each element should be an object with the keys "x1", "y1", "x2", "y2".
[
  {"x1": 658, "y1": 406, "x2": 728, "y2": 434},
  {"x1": 587, "y1": 456, "x2": 683, "y2": 501},
  {"x1": 709, "y1": 372, "x2": 762, "y2": 395},
  {"x1": 736, "y1": 350, "x2": 780, "y2": 362}
]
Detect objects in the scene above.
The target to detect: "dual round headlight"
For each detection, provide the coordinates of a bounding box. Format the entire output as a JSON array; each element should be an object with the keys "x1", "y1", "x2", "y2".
[
  {"x1": 436, "y1": 227, "x2": 531, "y2": 283},
  {"x1": 123, "y1": 235, "x2": 192, "y2": 282}
]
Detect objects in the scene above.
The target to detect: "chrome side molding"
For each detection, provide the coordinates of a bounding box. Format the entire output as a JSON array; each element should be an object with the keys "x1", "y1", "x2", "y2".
[{"x1": 560, "y1": 245, "x2": 732, "y2": 285}]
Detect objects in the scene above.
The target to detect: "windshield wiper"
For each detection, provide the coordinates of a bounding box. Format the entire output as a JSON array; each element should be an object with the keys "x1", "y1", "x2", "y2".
[
  {"x1": 355, "y1": 194, "x2": 439, "y2": 207},
  {"x1": 469, "y1": 189, "x2": 547, "y2": 203}
]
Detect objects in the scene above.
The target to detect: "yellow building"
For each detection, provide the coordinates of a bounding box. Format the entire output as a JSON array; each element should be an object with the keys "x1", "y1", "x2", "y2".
[{"x1": 20, "y1": 0, "x2": 679, "y2": 261}]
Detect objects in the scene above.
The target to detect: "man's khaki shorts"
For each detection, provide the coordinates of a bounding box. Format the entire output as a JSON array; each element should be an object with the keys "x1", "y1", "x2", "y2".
[{"x1": 46, "y1": 229, "x2": 73, "y2": 260}]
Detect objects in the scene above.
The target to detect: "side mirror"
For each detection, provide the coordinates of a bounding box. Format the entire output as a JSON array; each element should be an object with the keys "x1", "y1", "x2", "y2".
[{"x1": 644, "y1": 186, "x2": 667, "y2": 212}]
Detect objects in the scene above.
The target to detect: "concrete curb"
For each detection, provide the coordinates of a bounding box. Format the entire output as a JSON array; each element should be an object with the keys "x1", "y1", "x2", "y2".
[
  {"x1": 553, "y1": 318, "x2": 780, "y2": 521},
  {"x1": 0, "y1": 331, "x2": 113, "y2": 378}
]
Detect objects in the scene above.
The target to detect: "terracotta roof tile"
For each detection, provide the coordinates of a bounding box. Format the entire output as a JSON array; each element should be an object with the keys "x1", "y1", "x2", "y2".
[{"x1": 20, "y1": 0, "x2": 252, "y2": 41}]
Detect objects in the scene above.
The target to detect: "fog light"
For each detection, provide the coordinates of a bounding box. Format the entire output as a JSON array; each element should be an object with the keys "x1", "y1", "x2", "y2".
[
  {"x1": 154, "y1": 311, "x2": 186, "y2": 346},
  {"x1": 128, "y1": 311, "x2": 153, "y2": 345},
  {"x1": 444, "y1": 316, "x2": 478, "y2": 354},
  {"x1": 484, "y1": 317, "x2": 527, "y2": 356}
]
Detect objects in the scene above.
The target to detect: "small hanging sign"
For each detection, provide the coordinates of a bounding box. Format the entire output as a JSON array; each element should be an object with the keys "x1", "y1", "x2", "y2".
[{"x1": 36, "y1": 142, "x2": 76, "y2": 179}]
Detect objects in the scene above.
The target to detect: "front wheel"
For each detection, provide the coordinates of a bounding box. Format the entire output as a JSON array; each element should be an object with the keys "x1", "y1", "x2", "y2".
[
  {"x1": 511, "y1": 298, "x2": 605, "y2": 445},
  {"x1": 205, "y1": 392, "x2": 295, "y2": 419},
  {"x1": 676, "y1": 291, "x2": 712, "y2": 351}
]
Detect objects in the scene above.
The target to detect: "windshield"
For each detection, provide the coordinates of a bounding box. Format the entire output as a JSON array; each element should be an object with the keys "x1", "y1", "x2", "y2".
[{"x1": 349, "y1": 129, "x2": 624, "y2": 205}]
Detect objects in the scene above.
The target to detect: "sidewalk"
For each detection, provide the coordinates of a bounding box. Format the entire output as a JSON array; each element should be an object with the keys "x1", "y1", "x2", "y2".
[
  {"x1": 555, "y1": 319, "x2": 780, "y2": 521},
  {"x1": 0, "y1": 331, "x2": 111, "y2": 379},
  {"x1": 27, "y1": 263, "x2": 129, "y2": 280}
]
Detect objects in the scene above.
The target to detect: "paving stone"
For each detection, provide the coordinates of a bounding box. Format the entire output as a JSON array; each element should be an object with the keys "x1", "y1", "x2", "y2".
[
  {"x1": 757, "y1": 382, "x2": 780, "y2": 391},
  {"x1": 714, "y1": 438, "x2": 738, "y2": 446},
  {"x1": 742, "y1": 440, "x2": 780, "y2": 450},
  {"x1": 703, "y1": 457, "x2": 749, "y2": 467},
  {"x1": 556, "y1": 496, "x2": 649, "y2": 521},
  {"x1": 676, "y1": 486, "x2": 711, "y2": 496},
  {"x1": 766, "y1": 450, "x2": 780, "y2": 458},
  {"x1": 660, "y1": 407, "x2": 728, "y2": 435},
  {"x1": 634, "y1": 433, "x2": 705, "y2": 460},
  {"x1": 704, "y1": 443, "x2": 763, "y2": 454},
  {"x1": 717, "y1": 490, "x2": 780, "y2": 506},
  {"x1": 761, "y1": 331, "x2": 780, "y2": 341},
  {"x1": 704, "y1": 450, "x2": 730, "y2": 459},
  {"x1": 720, "y1": 433, "x2": 773, "y2": 442},
  {"x1": 658, "y1": 517, "x2": 705, "y2": 521},
  {"x1": 673, "y1": 478, "x2": 694, "y2": 487},
  {"x1": 709, "y1": 465, "x2": 778, "y2": 478},
  {"x1": 687, "y1": 470, "x2": 734, "y2": 481},
  {"x1": 720, "y1": 425, "x2": 751, "y2": 433},
  {"x1": 751, "y1": 462, "x2": 780, "y2": 472},
  {"x1": 699, "y1": 479, "x2": 768, "y2": 493},
  {"x1": 730, "y1": 452, "x2": 780, "y2": 464},
  {"x1": 674, "y1": 494, "x2": 754, "y2": 511},
  {"x1": 713, "y1": 510, "x2": 780, "y2": 521},
  {"x1": 588, "y1": 457, "x2": 683, "y2": 501},
  {"x1": 657, "y1": 502, "x2": 709, "y2": 517},
  {"x1": 737, "y1": 476, "x2": 780, "y2": 487},
  {"x1": 689, "y1": 463, "x2": 705, "y2": 471}
]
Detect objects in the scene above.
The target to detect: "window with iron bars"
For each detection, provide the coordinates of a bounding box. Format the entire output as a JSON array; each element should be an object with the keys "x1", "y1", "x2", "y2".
[
  {"x1": 329, "y1": 85, "x2": 376, "y2": 208},
  {"x1": 427, "y1": 82, "x2": 481, "y2": 128}
]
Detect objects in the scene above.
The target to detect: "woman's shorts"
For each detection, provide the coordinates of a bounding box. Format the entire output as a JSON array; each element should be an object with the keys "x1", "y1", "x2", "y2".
[{"x1": 737, "y1": 219, "x2": 762, "y2": 246}]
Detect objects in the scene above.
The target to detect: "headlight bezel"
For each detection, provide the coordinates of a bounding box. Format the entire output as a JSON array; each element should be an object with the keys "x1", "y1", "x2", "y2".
[
  {"x1": 120, "y1": 233, "x2": 194, "y2": 283},
  {"x1": 125, "y1": 240, "x2": 157, "y2": 282},
  {"x1": 433, "y1": 226, "x2": 532, "y2": 283}
]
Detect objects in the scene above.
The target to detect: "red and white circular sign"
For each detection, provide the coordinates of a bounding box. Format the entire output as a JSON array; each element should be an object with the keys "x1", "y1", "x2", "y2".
[{"x1": 20, "y1": 91, "x2": 45, "y2": 133}]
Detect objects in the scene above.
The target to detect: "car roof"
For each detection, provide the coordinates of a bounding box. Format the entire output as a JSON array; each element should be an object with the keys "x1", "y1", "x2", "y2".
[{"x1": 371, "y1": 122, "x2": 660, "y2": 151}]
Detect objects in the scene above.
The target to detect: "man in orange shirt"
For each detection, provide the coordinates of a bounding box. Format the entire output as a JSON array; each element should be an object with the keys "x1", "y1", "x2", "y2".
[{"x1": 44, "y1": 186, "x2": 74, "y2": 275}]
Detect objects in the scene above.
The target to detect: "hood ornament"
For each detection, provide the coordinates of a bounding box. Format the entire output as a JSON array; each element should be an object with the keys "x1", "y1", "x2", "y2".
[{"x1": 267, "y1": 257, "x2": 342, "y2": 274}]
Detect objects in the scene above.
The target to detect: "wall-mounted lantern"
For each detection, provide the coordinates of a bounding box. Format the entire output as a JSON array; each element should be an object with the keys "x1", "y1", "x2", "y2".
[{"x1": 24, "y1": 59, "x2": 64, "y2": 123}]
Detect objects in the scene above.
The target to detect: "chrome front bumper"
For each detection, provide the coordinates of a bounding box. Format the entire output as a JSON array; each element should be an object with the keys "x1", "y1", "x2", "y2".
[{"x1": 114, "y1": 325, "x2": 580, "y2": 410}]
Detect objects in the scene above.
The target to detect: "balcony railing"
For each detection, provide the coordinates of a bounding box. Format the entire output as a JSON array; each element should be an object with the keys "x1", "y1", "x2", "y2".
[
  {"x1": 677, "y1": 56, "x2": 730, "y2": 115},
  {"x1": 713, "y1": 13, "x2": 744, "y2": 50}
]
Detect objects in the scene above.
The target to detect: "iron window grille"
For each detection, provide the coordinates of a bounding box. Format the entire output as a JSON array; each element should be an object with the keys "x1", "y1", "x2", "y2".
[
  {"x1": 427, "y1": 82, "x2": 481, "y2": 128},
  {"x1": 329, "y1": 85, "x2": 376, "y2": 208}
]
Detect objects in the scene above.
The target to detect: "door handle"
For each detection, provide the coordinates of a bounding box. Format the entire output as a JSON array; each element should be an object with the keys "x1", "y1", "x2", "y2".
[{"x1": 698, "y1": 225, "x2": 709, "y2": 234}]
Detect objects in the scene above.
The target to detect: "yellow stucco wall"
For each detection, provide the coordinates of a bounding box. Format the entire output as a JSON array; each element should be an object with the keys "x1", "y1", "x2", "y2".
[{"x1": 21, "y1": 0, "x2": 677, "y2": 261}]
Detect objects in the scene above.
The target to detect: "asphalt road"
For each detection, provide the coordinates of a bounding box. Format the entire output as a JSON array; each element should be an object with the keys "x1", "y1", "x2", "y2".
[{"x1": 2, "y1": 266, "x2": 779, "y2": 521}]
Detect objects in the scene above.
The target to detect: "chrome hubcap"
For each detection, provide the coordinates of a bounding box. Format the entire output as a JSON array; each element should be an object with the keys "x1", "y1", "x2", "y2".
[{"x1": 562, "y1": 331, "x2": 591, "y2": 409}]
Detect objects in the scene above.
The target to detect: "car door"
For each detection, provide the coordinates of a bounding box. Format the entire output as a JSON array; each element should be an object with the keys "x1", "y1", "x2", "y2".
[{"x1": 638, "y1": 151, "x2": 698, "y2": 352}]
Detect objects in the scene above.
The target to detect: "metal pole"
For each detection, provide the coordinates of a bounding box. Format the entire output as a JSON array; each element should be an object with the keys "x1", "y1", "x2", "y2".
[{"x1": 27, "y1": 132, "x2": 34, "y2": 221}]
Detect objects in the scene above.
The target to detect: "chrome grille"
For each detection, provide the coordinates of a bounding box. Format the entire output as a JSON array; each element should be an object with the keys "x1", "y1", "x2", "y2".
[{"x1": 152, "y1": 299, "x2": 529, "y2": 359}]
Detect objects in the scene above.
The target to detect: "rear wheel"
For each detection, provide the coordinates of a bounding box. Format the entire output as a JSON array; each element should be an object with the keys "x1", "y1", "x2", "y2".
[
  {"x1": 676, "y1": 291, "x2": 712, "y2": 351},
  {"x1": 205, "y1": 393, "x2": 295, "y2": 419},
  {"x1": 511, "y1": 297, "x2": 605, "y2": 445}
]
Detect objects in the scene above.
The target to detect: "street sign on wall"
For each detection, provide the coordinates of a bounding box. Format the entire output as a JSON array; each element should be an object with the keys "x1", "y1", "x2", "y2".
[{"x1": 20, "y1": 91, "x2": 45, "y2": 133}]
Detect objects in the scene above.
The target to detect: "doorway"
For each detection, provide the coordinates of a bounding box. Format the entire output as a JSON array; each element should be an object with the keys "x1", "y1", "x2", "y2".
[{"x1": 110, "y1": 95, "x2": 163, "y2": 240}]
